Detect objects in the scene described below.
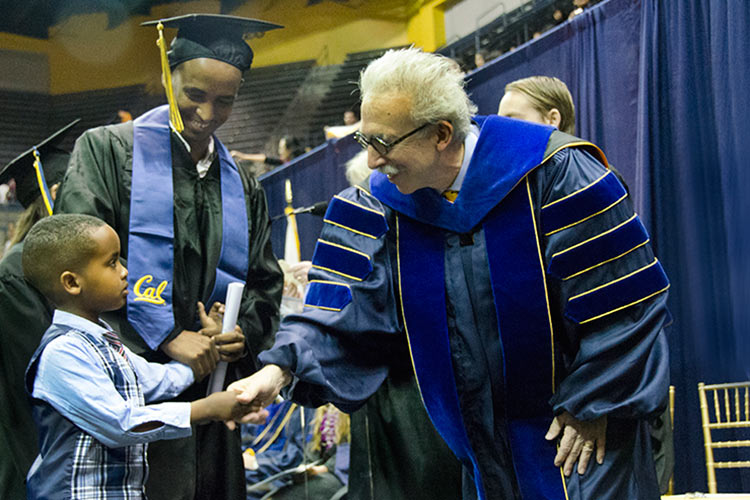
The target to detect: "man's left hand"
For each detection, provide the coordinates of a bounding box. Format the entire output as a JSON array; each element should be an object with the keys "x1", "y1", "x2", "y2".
[{"x1": 545, "y1": 411, "x2": 607, "y2": 476}]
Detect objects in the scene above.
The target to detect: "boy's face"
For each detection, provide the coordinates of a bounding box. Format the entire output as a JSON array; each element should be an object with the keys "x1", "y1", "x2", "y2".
[{"x1": 77, "y1": 225, "x2": 129, "y2": 315}]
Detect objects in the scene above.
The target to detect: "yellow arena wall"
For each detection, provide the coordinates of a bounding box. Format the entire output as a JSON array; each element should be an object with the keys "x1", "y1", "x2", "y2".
[{"x1": 0, "y1": 0, "x2": 454, "y2": 95}]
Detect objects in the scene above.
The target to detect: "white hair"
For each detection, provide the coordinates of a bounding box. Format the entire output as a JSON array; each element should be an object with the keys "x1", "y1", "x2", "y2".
[
  {"x1": 345, "y1": 150, "x2": 371, "y2": 187},
  {"x1": 359, "y1": 47, "x2": 478, "y2": 142}
]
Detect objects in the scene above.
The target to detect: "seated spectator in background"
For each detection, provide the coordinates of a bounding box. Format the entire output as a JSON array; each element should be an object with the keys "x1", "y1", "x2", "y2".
[
  {"x1": 270, "y1": 403, "x2": 350, "y2": 500},
  {"x1": 22, "y1": 214, "x2": 253, "y2": 500},
  {"x1": 243, "y1": 401, "x2": 315, "y2": 499},
  {"x1": 569, "y1": 0, "x2": 591, "y2": 19},
  {"x1": 279, "y1": 136, "x2": 306, "y2": 162},
  {"x1": 324, "y1": 109, "x2": 361, "y2": 139},
  {"x1": 0, "y1": 120, "x2": 78, "y2": 500},
  {"x1": 231, "y1": 135, "x2": 305, "y2": 177},
  {"x1": 343, "y1": 109, "x2": 359, "y2": 126},
  {"x1": 108, "y1": 109, "x2": 133, "y2": 124},
  {"x1": 553, "y1": 8, "x2": 566, "y2": 25},
  {"x1": 474, "y1": 49, "x2": 488, "y2": 69}
]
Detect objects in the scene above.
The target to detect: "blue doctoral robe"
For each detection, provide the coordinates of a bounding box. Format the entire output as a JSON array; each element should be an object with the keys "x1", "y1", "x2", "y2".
[{"x1": 259, "y1": 116, "x2": 670, "y2": 499}]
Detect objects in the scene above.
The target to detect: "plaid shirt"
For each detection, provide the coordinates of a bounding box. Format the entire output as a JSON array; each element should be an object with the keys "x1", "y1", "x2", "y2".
[{"x1": 68, "y1": 329, "x2": 147, "y2": 499}]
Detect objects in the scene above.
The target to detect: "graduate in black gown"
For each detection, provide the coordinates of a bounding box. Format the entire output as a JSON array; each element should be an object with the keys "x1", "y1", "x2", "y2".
[
  {"x1": 229, "y1": 48, "x2": 670, "y2": 500},
  {"x1": 55, "y1": 15, "x2": 284, "y2": 500},
  {"x1": 0, "y1": 120, "x2": 79, "y2": 500}
]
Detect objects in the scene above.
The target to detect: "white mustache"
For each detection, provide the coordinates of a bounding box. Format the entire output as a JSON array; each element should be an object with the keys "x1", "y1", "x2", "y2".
[{"x1": 378, "y1": 165, "x2": 399, "y2": 176}]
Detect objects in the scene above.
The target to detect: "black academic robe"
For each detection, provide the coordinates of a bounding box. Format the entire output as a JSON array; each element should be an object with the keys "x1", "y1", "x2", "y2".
[
  {"x1": 259, "y1": 122, "x2": 669, "y2": 499},
  {"x1": 0, "y1": 242, "x2": 53, "y2": 500},
  {"x1": 55, "y1": 120, "x2": 283, "y2": 500},
  {"x1": 348, "y1": 351, "x2": 463, "y2": 500}
]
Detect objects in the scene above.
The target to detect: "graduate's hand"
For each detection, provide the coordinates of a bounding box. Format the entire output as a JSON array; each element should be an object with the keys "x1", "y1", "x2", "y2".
[
  {"x1": 197, "y1": 301, "x2": 224, "y2": 337},
  {"x1": 161, "y1": 330, "x2": 220, "y2": 380},
  {"x1": 545, "y1": 411, "x2": 607, "y2": 476},
  {"x1": 212, "y1": 325, "x2": 246, "y2": 363},
  {"x1": 227, "y1": 365, "x2": 292, "y2": 424}
]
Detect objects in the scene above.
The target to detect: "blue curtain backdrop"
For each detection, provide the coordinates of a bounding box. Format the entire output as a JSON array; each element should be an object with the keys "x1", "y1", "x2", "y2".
[
  {"x1": 260, "y1": 0, "x2": 750, "y2": 491},
  {"x1": 260, "y1": 135, "x2": 358, "y2": 260}
]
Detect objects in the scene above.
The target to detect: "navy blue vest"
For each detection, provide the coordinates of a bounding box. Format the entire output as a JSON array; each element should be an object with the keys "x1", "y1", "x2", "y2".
[{"x1": 25, "y1": 324, "x2": 147, "y2": 499}]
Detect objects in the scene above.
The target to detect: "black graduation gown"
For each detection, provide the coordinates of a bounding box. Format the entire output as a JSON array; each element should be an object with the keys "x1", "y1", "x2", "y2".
[
  {"x1": 0, "y1": 242, "x2": 53, "y2": 500},
  {"x1": 55, "y1": 120, "x2": 283, "y2": 500}
]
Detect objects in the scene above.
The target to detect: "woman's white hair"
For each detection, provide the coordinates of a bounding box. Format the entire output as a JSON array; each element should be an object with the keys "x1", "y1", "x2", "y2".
[{"x1": 359, "y1": 47, "x2": 477, "y2": 142}]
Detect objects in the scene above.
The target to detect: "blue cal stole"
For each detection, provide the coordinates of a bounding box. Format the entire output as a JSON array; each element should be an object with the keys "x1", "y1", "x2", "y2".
[
  {"x1": 127, "y1": 105, "x2": 249, "y2": 350},
  {"x1": 371, "y1": 115, "x2": 566, "y2": 499}
]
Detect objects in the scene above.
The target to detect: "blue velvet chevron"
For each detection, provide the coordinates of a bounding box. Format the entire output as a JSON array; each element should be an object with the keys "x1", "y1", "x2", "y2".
[
  {"x1": 548, "y1": 215, "x2": 650, "y2": 280},
  {"x1": 541, "y1": 171, "x2": 627, "y2": 236},
  {"x1": 304, "y1": 281, "x2": 352, "y2": 311},
  {"x1": 312, "y1": 240, "x2": 373, "y2": 281},
  {"x1": 565, "y1": 259, "x2": 670, "y2": 324},
  {"x1": 324, "y1": 195, "x2": 388, "y2": 239}
]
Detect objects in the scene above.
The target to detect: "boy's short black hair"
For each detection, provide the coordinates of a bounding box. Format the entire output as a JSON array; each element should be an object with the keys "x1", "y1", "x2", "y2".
[{"x1": 22, "y1": 214, "x2": 107, "y2": 303}]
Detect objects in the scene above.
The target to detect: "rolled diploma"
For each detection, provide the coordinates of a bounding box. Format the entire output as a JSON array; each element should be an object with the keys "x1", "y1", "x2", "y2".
[{"x1": 207, "y1": 282, "x2": 244, "y2": 395}]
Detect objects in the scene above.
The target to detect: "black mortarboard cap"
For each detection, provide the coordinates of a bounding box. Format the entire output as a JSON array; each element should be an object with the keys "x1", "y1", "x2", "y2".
[
  {"x1": 0, "y1": 119, "x2": 80, "y2": 209},
  {"x1": 141, "y1": 14, "x2": 283, "y2": 72}
]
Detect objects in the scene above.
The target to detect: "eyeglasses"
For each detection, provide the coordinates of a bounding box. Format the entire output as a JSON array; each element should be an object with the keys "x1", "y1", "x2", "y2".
[{"x1": 354, "y1": 123, "x2": 429, "y2": 156}]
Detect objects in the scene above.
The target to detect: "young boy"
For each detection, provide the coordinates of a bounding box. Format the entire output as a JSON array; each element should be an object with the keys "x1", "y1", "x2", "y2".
[{"x1": 22, "y1": 214, "x2": 253, "y2": 499}]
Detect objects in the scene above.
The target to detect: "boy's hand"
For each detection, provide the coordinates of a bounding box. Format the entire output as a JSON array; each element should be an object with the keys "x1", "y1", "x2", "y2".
[
  {"x1": 227, "y1": 365, "x2": 292, "y2": 424},
  {"x1": 212, "y1": 326, "x2": 246, "y2": 362},
  {"x1": 197, "y1": 301, "x2": 224, "y2": 337},
  {"x1": 161, "y1": 330, "x2": 219, "y2": 380},
  {"x1": 191, "y1": 391, "x2": 257, "y2": 425},
  {"x1": 191, "y1": 391, "x2": 269, "y2": 429}
]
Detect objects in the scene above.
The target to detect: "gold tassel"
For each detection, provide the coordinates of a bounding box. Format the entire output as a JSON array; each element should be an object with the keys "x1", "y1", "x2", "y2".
[{"x1": 156, "y1": 22, "x2": 184, "y2": 132}]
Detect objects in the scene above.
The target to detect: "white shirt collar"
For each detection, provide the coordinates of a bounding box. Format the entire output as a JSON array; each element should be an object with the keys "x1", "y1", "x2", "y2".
[
  {"x1": 447, "y1": 124, "x2": 480, "y2": 192},
  {"x1": 170, "y1": 122, "x2": 216, "y2": 179}
]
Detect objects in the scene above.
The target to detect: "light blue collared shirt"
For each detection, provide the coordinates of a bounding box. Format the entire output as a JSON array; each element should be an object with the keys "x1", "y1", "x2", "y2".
[{"x1": 31, "y1": 310, "x2": 195, "y2": 448}]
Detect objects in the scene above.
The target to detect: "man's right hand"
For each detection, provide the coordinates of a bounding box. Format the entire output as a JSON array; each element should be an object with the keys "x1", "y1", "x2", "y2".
[
  {"x1": 161, "y1": 330, "x2": 220, "y2": 380},
  {"x1": 227, "y1": 365, "x2": 292, "y2": 424}
]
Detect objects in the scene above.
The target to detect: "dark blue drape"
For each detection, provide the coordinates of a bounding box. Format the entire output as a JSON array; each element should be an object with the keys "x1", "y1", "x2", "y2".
[
  {"x1": 260, "y1": 135, "x2": 358, "y2": 260},
  {"x1": 260, "y1": 0, "x2": 750, "y2": 491},
  {"x1": 636, "y1": 0, "x2": 750, "y2": 492}
]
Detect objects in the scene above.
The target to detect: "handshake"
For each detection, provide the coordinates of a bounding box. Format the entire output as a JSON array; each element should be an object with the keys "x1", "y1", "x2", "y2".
[{"x1": 193, "y1": 365, "x2": 293, "y2": 429}]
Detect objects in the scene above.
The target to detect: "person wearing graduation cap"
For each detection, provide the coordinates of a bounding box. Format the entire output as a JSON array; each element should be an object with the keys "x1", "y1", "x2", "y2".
[
  {"x1": 54, "y1": 14, "x2": 284, "y2": 500},
  {"x1": 0, "y1": 119, "x2": 79, "y2": 500}
]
